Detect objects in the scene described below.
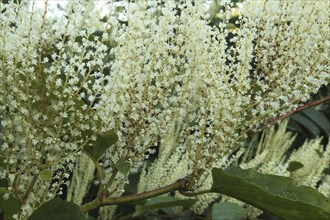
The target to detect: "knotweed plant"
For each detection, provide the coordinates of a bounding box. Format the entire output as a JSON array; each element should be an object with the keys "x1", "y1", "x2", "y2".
[
  {"x1": 151, "y1": 120, "x2": 329, "y2": 216},
  {"x1": 0, "y1": 0, "x2": 329, "y2": 219}
]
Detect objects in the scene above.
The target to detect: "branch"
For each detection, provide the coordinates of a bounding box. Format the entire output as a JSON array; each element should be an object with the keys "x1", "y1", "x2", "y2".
[
  {"x1": 80, "y1": 97, "x2": 330, "y2": 213},
  {"x1": 179, "y1": 188, "x2": 213, "y2": 197},
  {"x1": 257, "y1": 96, "x2": 330, "y2": 130},
  {"x1": 21, "y1": 174, "x2": 39, "y2": 205},
  {"x1": 81, "y1": 178, "x2": 188, "y2": 213}
]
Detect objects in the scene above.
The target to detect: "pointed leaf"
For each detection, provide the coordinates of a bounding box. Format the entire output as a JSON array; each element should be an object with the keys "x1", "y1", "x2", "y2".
[
  {"x1": 39, "y1": 169, "x2": 52, "y2": 181},
  {"x1": 315, "y1": 149, "x2": 323, "y2": 158},
  {"x1": 0, "y1": 187, "x2": 20, "y2": 220},
  {"x1": 211, "y1": 166, "x2": 330, "y2": 220},
  {"x1": 287, "y1": 161, "x2": 304, "y2": 172},
  {"x1": 287, "y1": 119, "x2": 303, "y2": 133},
  {"x1": 302, "y1": 108, "x2": 330, "y2": 134},
  {"x1": 115, "y1": 161, "x2": 131, "y2": 176},
  {"x1": 291, "y1": 114, "x2": 321, "y2": 136},
  {"x1": 27, "y1": 198, "x2": 86, "y2": 220},
  {"x1": 83, "y1": 130, "x2": 118, "y2": 161}
]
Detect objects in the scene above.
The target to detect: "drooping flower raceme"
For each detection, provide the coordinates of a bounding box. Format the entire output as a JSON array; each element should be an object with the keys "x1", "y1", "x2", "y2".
[
  {"x1": 0, "y1": 0, "x2": 329, "y2": 218},
  {"x1": 108, "y1": 0, "x2": 329, "y2": 189},
  {"x1": 0, "y1": 1, "x2": 112, "y2": 218}
]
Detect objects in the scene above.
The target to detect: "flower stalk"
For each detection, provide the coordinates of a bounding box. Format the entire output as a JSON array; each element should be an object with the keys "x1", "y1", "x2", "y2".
[{"x1": 81, "y1": 177, "x2": 188, "y2": 213}]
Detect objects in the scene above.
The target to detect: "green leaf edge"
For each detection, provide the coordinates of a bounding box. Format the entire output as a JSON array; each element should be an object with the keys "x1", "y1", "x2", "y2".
[
  {"x1": 0, "y1": 187, "x2": 20, "y2": 220},
  {"x1": 83, "y1": 130, "x2": 118, "y2": 161},
  {"x1": 114, "y1": 161, "x2": 131, "y2": 176},
  {"x1": 302, "y1": 108, "x2": 330, "y2": 134},
  {"x1": 27, "y1": 198, "x2": 86, "y2": 220},
  {"x1": 133, "y1": 197, "x2": 197, "y2": 217},
  {"x1": 211, "y1": 166, "x2": 330, "y2": 220}
]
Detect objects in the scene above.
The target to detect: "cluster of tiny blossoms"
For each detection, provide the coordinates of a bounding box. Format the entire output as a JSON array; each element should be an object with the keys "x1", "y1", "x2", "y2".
[
  {"x1": 0, "y1": 0, "x2": 329, "y2": 218},
  {"x1": 0, "y1": 1, "x2": 113, "y2": 218},
  {"x1": 127, "y1": 0, "x2": 329, "y2": 189}
]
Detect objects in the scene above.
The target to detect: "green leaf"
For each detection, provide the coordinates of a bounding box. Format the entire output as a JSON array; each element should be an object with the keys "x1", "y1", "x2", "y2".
[
  {"x1": 287, "y1": 161, "x2": 304, "y2": 172},
  {"x1": 0, "y1": 187, "x2": 20, "y2": 220},
  {"x1": 287, "y1": 119, "x2": 303, "y2": 133},
  {"x1": 302, "y1": 108, "x2": 330, "y2": 135},
  {"x1": 39, "y1": 169, "x2": 52, "y2": 181},
  {"x1": 212, "y1": 202, "x2": 251, "y2": 220},
  {"x1": 83, "y1": 130, "x2": 118, "y2": 161},
  {"x1": 124, "y1": 172, "x2": 140, "y2": 195},
  {"x1": 323, "y1": 168, "x2": 330, "y2": 175},
  {"x1": 27, "y1": 198, "x2": 86, "y2": 220},
  {"x1": 291, "y1": 114, "x2": 321, "y2": 136},
  {"x1": 211, "y1": 166, "x2": 330, "y2": 220},
  {"x1": 315, "y1": 149, "x2": 323, "y2": 158},
  {"x1": 0, "y1": 178, "x2": 8, "y2": 187},
  {"x1": 115, "y1": 161, "x2": 131, "y2": 176},
  {"x1": 133, "y1": 196, "x2": 197, "y2": 217}
]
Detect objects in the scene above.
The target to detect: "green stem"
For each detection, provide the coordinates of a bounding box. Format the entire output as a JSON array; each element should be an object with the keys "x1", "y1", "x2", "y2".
[
  {"x1": 93, "y1": 160, "x2": 106, "y2": 198},
  {"x1": 179, "y1": 188, "x2": 213, "y2": 197},
  {"x1": 81, "y1": 178, "x2": 188, "y2": 213},
  {"x1": 21, "y1": 174, "x2": 39, "y2": 205},
  {"x1": 106, "y1": 168, "x2": 118, "y2": 192},
  {"x1": 94, "y1": 161, "x2": 104, "y2": 182}
]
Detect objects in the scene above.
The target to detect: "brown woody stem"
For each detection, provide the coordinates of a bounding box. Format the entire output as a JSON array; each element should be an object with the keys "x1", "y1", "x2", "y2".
[
  {"x1": 258, "y1": 96, "x2": 330, "y2": 130},
  {"x1": 81, "y1": 178, "x2": 188, "y2": 213}
]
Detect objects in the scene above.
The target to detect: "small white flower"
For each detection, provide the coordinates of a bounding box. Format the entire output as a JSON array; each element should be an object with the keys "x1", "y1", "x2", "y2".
[{"x1": 2, "y1": 193, "x2": 9, "y2": 200}]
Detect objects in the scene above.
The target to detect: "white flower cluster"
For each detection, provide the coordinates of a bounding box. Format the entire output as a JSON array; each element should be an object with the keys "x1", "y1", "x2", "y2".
[
  {"x1": 0, "y1": 1, "x2": 112, "y2": 218},
  {"x1": 124, "y1": 0, "x2": 329, "y2": 189},
  {"x1": 67, "y1": 153, "x2": 95, "y2": 205},
  {"x1": 0, "y1": 0, "x2": 329, "y2": 218}
]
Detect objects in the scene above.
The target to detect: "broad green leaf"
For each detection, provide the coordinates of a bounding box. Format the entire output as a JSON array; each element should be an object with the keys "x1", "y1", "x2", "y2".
[
  {"x1": 287, "y1": 161, "x2": 304, "y2": 172},
  {"x1": 177, "y1": 210, "x2": 194, "y2": 220},
  {"x1": 291, "y1": 114, "x2": 321, "y2": 136},
  {"x1": 39, "y1": 169, "x2": 52, "y2": 181},
  {"x1": 0, "y1": 187, "x2": 20, "y2": 220},
  {"x1": 212, "y1": 202, "x2": 251, "y2": 220},
  {"x1": 83, "y1": 130, "x2": 118, "y2": 161},
  {"x1": 115, "y1": 161, "x2": 131, "y2": 176},
  {"x1": 302, "y1": 108, "x2": 330, "y2": 134},
  {"x1": 124, "y1": 172, "x2": 140, "y2": 195},
  {"x1": 211, "y1": 166, "x2": 330, "y2": 220},
  {"x1": 287, "y1": 119, "x2": 303, "y2": 133},
  {"x1": 27, "y1": 198, "x2": 86, "y2": 220},
  {"x1": 133, "y1": 196, "x2": 197, "y2": 217}
]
